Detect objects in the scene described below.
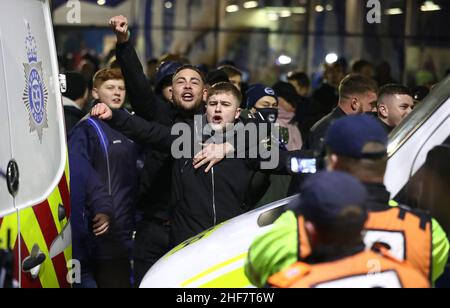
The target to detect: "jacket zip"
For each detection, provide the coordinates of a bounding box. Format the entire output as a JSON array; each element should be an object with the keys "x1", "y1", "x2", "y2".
[
  {"x1": 211, "y1": 167, "x2": 217, "y2": 226},
  {"x1": 87, "y1": 118, "x2": 112, "y2": 194}
]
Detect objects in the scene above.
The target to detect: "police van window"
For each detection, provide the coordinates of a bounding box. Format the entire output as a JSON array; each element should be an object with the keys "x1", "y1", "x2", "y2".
[
  {"x1": 394, "y1": 136, "x2": 450, "y2": 236},
  {"x1": 257, "y1": 205, "x2": 288, "y2": 227}
]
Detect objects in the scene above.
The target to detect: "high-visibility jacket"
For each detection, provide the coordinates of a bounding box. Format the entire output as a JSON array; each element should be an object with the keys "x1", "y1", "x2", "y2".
[
  {"x1": 245, "y1": 208, "x2": 448, "y2": 288},
  {"x1": 365, "y1": 206, "x2": 432, "y2": 281},
  {"x1": 268, "y1": 249, "x2": 430, "y2": 288},
  {"x1": 297, "y1": 205, "x2": 433, "y2": 280}
]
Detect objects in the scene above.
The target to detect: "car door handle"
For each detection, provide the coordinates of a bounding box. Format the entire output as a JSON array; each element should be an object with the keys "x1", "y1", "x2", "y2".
[
  {"x1": 6, "y1": 160, "x2": 19, "y2": 197},
  {"x1": 22, "y1": 244, "x2": 46, "y2": 279}
]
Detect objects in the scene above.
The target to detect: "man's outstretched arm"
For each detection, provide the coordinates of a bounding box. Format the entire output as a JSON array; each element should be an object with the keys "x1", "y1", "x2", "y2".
[{"x1": 110, "y1": 15, "x2": 160, "y2": 122}]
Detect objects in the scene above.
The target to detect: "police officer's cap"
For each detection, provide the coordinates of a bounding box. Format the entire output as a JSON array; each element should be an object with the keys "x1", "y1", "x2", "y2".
[
  {"x1": 295, "y1": 171, "x2": 368, "y2": 229},
  {"x1": 325, "y1": 115, "x2": 388, "y2": 159}
]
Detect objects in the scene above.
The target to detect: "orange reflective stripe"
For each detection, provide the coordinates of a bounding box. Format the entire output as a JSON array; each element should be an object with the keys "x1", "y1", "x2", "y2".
[
  {"x1": 270, "y1": 251, "x2": 430, "y2": 288},
  {"x1": 268, "y1": 262, "x2": 311, "y2": 288},
  {"x1": 297, "y1": 207, "x2": 433, "y2": 281},
  {"x1": 297, "y1": 216, "x2": 312, "y2": 260},
  {"x1": 366, "y1": 207, "x2": 432, "y2": 280}
]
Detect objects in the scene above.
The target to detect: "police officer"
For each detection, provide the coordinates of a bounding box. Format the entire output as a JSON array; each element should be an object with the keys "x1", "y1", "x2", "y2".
[
  {"x1": 245, "y1": 115, "x2": 449, "y2": 287},
  {"x1": 266, "y1": 172, "x2": 429, "y2": 288}
]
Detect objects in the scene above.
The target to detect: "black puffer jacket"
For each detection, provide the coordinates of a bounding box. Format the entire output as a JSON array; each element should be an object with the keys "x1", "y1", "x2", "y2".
[
  {"x1": 108, "y1": 109, "x2": 289, "y2": 246},
  {"x1": 116, "y1": 41, "x2": 176, "y2": 222}
]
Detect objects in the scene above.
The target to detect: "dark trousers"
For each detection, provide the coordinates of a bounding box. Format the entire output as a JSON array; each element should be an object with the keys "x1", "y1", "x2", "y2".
[
  {"x1": 94, "y1": 258, "x2": 131, "y2": 288},
  {"x1": 133, "y1": 219, "x2": 171, "y2": 288},
  {"x1": 73, "y1": 261, "x2": 98, "y2": 289}
]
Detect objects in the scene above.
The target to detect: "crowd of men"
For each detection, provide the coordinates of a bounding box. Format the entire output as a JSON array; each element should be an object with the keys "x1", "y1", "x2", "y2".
[{"x1": 62, "y1": 15, "x2": 449, "y2": 288}]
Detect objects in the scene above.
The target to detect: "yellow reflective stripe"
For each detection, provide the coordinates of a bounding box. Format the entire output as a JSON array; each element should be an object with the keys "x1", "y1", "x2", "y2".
[
  {"x1": 20, "y1": 208, "x2": 59, "y2": 288},
  {"x1": 389, "y1": 200, "x2": 399, "y2": 207},
  {"x1": 63, "y1": 243, "x2": 72, "y2": 268},
  {"x1": 62, "y1": 234, "x2": 72, "y2": 267},
  {"x1": 199, "y1": 267, "x2": 252, "y2": 288},
  {"x1": 47, "y1": 188, "x2": 71, "y2": 263},
  {"x1": 182, "y1": 253, "x2": 247, "y2": 287},
  {"x1": 63, "y1": 160, "x2": 72, "y2": 264},
  {"x1": 64, "y1": 156, "x2": 70, "y2": 192},
  {"x1": 166, "y1": 224, "x2": 225, "y2": 259},
  {"x1": 47, "y1": 189, "x2": 65, "y2": 234},
  {"x1": 0, "y1": 211, "x2": 18, "y2": 250}
]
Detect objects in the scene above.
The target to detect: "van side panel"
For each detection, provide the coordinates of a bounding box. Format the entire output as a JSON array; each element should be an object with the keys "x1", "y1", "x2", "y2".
[{"x1": 19, "y1": 170, "x2": 72, "y2": 288}]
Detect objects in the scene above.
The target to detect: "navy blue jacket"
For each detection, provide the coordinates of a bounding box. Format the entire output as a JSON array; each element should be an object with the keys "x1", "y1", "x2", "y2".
[
  {"x1": 69, "y1": 116, "x2": 139, "y2": 259},
  {"x1": 69, "y1": 153, "x2": 114, "y2": 262}
]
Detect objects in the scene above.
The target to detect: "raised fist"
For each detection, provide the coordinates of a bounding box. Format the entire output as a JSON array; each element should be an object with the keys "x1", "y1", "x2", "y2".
[
  {"x1": 109, "y1": 15, "x2": 129, "y2": 44},
  {"x1": 91, "y1": 103, "x2": 113, "y2": 121}
]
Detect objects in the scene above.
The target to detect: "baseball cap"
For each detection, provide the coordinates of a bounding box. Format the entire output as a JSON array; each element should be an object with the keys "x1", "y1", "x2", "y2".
[
  {"x1": 325, "y1": 115, "x2": 388, "y2": 159},
  {"x1": 295, "y1": 171, "x2": 368, "y2": 229}
]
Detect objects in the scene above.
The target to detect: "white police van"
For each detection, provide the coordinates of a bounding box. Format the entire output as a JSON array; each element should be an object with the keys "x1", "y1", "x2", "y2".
[{"x1": 0, "y1": 0, "x2": 71, "y2": 288}]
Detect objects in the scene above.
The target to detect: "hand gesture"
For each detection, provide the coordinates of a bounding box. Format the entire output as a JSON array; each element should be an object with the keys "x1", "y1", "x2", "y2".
[
  {"x1": 109, "y1": 15, "x2": 130, "y2": 44},
  {"x1": 91, "y1": 103, "x2": 113, "y2": 121},
  {"x1": 92, "y1": 213, "x2": 110, "y2": 237}
]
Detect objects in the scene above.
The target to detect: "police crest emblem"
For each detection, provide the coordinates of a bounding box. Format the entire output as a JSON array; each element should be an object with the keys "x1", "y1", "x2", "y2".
[{"x1": 22, "y1": 23, "x2": 48, "y2": 143}]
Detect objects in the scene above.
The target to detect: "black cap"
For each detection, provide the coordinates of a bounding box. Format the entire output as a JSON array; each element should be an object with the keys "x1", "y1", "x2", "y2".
[
  {"x1": 64, "y1": 72, "x2": 87, "y2": 101},
  {"x1": 206, "y1": 69, "x2": 229, "y2": 86},
  {"x1": 272, "y1": 82, "x2": 301, "y2": 108},
  {"x1": 155, "y1": 61, "x2": 183, "y2": 93},
  {"x1": 295, "y1": 171, "x2": 368, "y2": 229}
]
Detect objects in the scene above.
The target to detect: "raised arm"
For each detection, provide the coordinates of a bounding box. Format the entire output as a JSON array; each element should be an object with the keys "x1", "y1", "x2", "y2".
[{"x1": 110, "y1": 15, "x2": 160, "y2": 122}]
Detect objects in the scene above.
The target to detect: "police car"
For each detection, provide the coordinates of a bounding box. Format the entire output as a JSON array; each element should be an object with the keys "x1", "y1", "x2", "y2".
[{"x1": 140, "y1": 76, "x2": 450, "y2": 288}]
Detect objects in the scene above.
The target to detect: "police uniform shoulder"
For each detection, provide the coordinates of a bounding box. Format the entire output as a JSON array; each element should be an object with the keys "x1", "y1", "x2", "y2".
[
  {"x1": 395, "y1": 204, "x2": 432, "y2": 230},
  {"x1": 267, "y1": 262, "x2": 311, "y2": 288},
  {"x1": 395, "y1": 203, "x2": 413, "y2": 211},
  {"x1": 397, "y1": 204, "x2": 432, "y2": 219}
]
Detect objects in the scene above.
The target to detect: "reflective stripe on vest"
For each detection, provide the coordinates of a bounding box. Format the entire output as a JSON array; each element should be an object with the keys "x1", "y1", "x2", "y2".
[
  {"x1": 365, "y1": 207, "x2": 432, "y2": 281},
  {"x1": 296, "y1": 207, "x2": 432, "y2": 281},
  {"x1": 269, "y1": 250, "x2": 429, "y2": 288},
  {"x1": 297, "y1": 216, "x2": 312, "y2": 260}
]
